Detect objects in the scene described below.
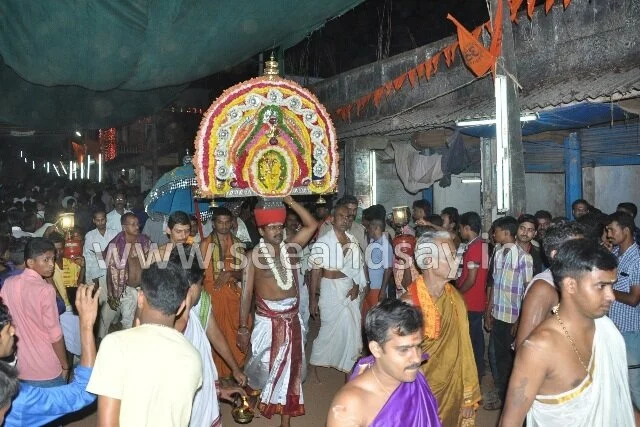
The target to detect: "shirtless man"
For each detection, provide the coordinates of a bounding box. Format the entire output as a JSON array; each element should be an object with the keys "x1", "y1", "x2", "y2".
[
  {"x1": 500, "y1": 239, "x2": 635, "y2": 426},
  {"x1": 514, "y1": 222, "x2": 585, "y2": 349},
  {"x1": 239, "y1": 196, "x2": 317, "y2": 427},
  {"x1": 327, "y1": 299, "x2": 440, "y2": 427}
]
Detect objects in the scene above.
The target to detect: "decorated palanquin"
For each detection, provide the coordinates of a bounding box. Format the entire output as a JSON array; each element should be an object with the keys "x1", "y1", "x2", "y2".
[{"x1": 193, "y1": 56, "x2": 338, "y2": 199}]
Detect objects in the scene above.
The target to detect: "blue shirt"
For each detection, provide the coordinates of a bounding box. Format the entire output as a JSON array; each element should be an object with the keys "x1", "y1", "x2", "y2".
[
  {"x1": 5, "y1": 365, "x2": 96, "y2": 427},
  {"x1": 366, "y1": 234, "x2": 393, "y2": 289},
  {"x1": 610, "y1": 243, "x2": 640, "y2": 333}
]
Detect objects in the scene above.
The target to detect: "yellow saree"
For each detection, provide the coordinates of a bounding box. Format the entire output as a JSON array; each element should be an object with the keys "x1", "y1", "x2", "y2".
[{"x1": 408, "y1": 278, "x2": 481, "y2": 427}]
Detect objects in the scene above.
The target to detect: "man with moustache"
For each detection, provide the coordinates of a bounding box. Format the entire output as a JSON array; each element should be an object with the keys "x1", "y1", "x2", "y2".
[
  {"x1": 500, "y1": 240, "x2": 635, "y2": 426},
  {"x1": 327, "y1": 299, "x2": 441, "y2": 427},
  {"x1": 309, "y1": 204, "x2": 368, "y2": 381},
  {"x1": 105, "y1": 191, "x2": 131, "y2": 232},
  {"x1": 516, "y1": 214, "x2": 544, "y2": 275},
  {"x1": 239, "y1": 196, "x2": 317, "y2": 427},
  {"x1": 533, "y1": 210, "x2": 552, "y2": 242},
  {"x1": 317, "y1": 195, "x2": 367, "y2": 252}
]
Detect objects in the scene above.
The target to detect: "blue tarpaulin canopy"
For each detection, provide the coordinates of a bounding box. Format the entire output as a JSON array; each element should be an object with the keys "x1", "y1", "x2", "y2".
[{"x1": 458, "y1": 103, "x2": 634, "y2": 138}]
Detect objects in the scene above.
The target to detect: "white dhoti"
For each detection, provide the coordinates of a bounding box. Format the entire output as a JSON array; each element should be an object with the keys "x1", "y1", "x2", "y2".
[
  {"x1": 310, "y1": 277, "x2": 362, "y2": 373},
  {"x1": 245, "y1": 297, "x2": 305, "y2": 418},
  {"x1": 184, "y1": 303, "x2": 220, "y2": 427},
  {"x1": 526, "y1": 316, "x2": 634, "y2": 426},
  {"x1": 298, "y1": 273, "x2": 310, "y2": 340}
]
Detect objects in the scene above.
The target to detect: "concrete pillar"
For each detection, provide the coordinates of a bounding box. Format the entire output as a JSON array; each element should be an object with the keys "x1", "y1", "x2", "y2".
[
  {"x1": 563, "y1": 132, "x2": 582, "y2": 218},
  {"x1": 480, "y1": 137, "x2": 496, "y2": 233},
  {"x1": 342, "y1": 139, "x2": 372, "y2": 205}
]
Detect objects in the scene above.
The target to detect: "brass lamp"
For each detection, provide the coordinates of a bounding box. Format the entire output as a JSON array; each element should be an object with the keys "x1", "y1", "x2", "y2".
[
  {"x1": 392, "y1": 206, "x2": 410, "y2": 227},
  {"x1": 58, "y1": 212, "x2": 75, "y2": 232}
]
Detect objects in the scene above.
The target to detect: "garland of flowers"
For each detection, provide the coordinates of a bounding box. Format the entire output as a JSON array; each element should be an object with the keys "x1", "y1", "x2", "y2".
[{"x1": 258, "y1": 238, "x2": 293, "y2": 291}]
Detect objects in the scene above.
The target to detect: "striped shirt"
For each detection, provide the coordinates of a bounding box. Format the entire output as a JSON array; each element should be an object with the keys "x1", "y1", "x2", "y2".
[
  {"x1": 610, "y1": 243, "x2": 640, "y2": 333},
  {"x1": 492, "y1": 243, "x2": 533, "y2": 324}
]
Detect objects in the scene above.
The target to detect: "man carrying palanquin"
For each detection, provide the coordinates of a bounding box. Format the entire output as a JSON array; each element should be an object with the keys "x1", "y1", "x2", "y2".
[{"x1": 239, "y1": 196, "x2": 317, "y2": 427}]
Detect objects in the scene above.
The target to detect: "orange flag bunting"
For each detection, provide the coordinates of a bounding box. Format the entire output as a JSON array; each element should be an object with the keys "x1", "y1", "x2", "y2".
[
  {"x1": 527, "y1": 0, "x2": 535, "y2": 17},
  {"x1": 424, "y1": 58, "x2": 433, "y2": 80},
  {"x1": 373, "y1": 87, "x2": 385, "y2": 108},
  {"x1": 444, "y1": 41, "x2": 458, "y2": 67},
  {"x1": 490, "y1": 0, "x2": 504, "y2": 58},
  {"x1": 484, "y1": 21, "x2": 493, "y2": 35},
  {"x1": 509, "y1": 0, "x2": 523, "y2": 21},
  {"x1": 407, "y1": 69, "x2": 418, "y2": 87},
  {"x1": 416, "y1": 62, "x2": 425, "y2": 79},
  {"x1": 447, "y1": 14, "x2": 495, "y2": 77},
  {"x1": 545, "y1": 0, "x2": 553, "y2": 13},
  {"x1": 356, "y1": 94, "x2": 372, "y2": 116},
  {"x1": 563, "y1": 0, "x2": 571, "y2": 8},
  {"x1": 432, "y1": 52, "x2": 442, "y2": 73},
  {"x1": 393, "y1": 74, "x2": 406, "y2": 91},
  {"x1": 384, "y1": 81, "x2": 394, "y2": 96}
]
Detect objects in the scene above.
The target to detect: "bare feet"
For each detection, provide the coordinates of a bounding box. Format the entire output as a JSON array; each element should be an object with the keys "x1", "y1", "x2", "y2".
[
  {"x1": 310, "y1": 365, "x2": 323, "y2": 385},
  {"x1": 280, "y1": 414, "x2": 291, "y2": 427}
]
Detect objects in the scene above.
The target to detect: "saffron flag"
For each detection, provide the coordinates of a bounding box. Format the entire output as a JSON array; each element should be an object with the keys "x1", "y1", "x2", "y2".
[
  {"x1": 527, "y1": 0, "x2": 535, "y2": 17},
  {"x1": 509, "y1": 0, "x2": 523, "y2": 21},
  {"x1": 447, "y1": 14, "x2": 495, "y2": 77},
  {"x1": 545, "y1": 0, "x2": 553, "y2": 13},
  {"x1": 490, "y1": 0, "x2": 504, "y2": 58}
]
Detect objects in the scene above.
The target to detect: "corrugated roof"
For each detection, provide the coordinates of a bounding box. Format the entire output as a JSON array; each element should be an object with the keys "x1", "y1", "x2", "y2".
[{"x1": 336, "y1": 65, "x2": 640, "y2": 138}]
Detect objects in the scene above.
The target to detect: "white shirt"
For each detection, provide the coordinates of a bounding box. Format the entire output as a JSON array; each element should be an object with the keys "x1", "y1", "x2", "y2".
[
  {"x1": 33, "y1": 223, "x2": 54, "y2": 238},
  {"x1": 235, "y1": 217, "x2": 251, "y2": 243},
  {"x1": 83, "y1": 227, "x2": 119, "y2": 281},
  {"x1": 11, "y1": 226, "x2": 34, "y2": 239},
  {"x1": 106, "y1": 209, "x2": 131, "y2": 233}
]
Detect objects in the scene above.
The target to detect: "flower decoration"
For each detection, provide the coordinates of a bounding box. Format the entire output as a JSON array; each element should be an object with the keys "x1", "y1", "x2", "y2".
[{"x1": 193, "y1": 61, "x2": 338, "y2": 199}]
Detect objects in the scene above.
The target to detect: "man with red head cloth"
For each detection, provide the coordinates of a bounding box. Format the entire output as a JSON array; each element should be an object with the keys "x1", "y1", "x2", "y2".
[{"x1": 238, "y1": 196, "x2": 317, "y2": 427}]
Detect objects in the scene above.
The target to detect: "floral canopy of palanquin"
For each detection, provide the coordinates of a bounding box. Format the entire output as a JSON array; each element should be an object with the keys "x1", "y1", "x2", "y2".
[{"x1": 193, "y1": 56, "x2": 338, "y2": 200}]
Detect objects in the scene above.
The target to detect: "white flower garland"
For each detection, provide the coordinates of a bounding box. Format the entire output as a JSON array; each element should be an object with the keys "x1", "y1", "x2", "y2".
[{"x1": 258, "y1": 238, "x2": 293, "y2": 291}]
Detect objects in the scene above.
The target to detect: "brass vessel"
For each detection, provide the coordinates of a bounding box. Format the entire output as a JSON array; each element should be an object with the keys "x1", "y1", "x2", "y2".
[{"x1": 232, "y1": 395, "x2": 254, "y2": 424}]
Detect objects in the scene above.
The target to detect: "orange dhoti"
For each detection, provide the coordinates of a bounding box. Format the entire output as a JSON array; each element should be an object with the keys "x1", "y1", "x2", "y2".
[
  {"x1": 361, "y1": 288, "x2": 381, "y2": 320},
  {"x1": 208, "y1": 280, "x2": 251, "y2": 378},
  {"x1": 202, "y1": 233, "x2": 248, "y2": 379}
]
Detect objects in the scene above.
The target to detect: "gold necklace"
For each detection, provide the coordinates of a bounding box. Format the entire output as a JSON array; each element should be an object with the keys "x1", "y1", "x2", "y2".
[
  {"x1": 370, "y1": 366, "x2": 395, "y2": 396},
  {"x1": 552, "y1": 304, "x2": 589, "y2": 374}
]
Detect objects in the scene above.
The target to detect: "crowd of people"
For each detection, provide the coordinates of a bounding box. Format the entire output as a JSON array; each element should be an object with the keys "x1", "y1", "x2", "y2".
[{"x1": 0, "y1": 175, "x2": 638, "y2": 426}]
